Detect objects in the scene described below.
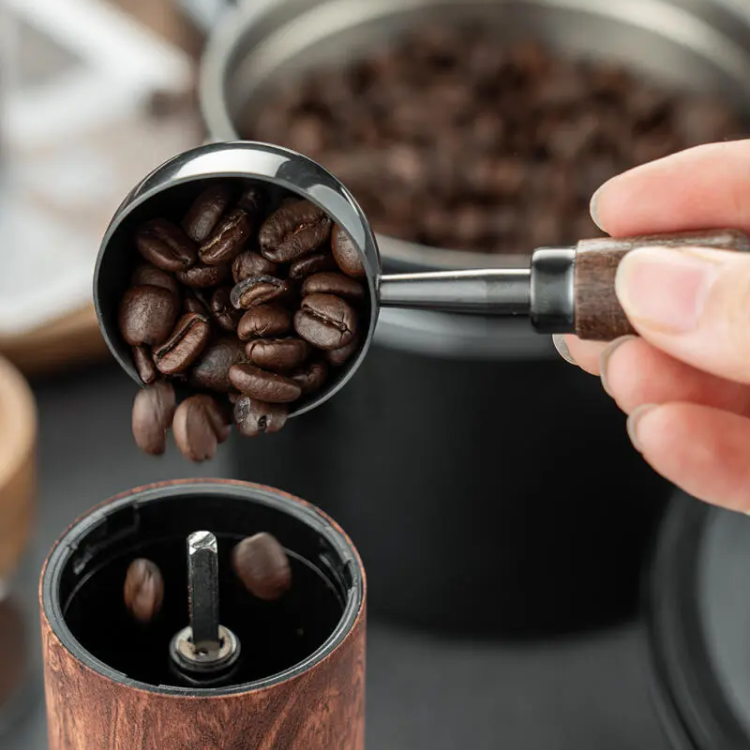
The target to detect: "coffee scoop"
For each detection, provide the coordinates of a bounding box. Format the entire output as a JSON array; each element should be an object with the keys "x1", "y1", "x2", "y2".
[{"x1": 94, "y1": 141, "x2": 750, "y2": 417}]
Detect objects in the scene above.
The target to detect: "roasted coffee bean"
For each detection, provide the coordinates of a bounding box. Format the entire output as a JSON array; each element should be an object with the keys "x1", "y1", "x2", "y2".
[
  {"x1": 173, "y1": 394, "x2": 231, "y2": 462},
  {"x1": 131, "y1": 263, "x2": 180, "y2": 296},
  {"x1": 176, "y1": 262, "x2": 229, "y2": 288},
  {"x1": 182, "y1": 183, "x2": 232, "y2": 243},
  {"x1": 259, "y1": 200, "x2": 332, "y2": 263},
  {"x1": 245, "y1": 30, "x2": 744, "y2": 254},
  {"x1": 232, "y1": 533, "x2": 292, "y2": 601},
  {"x1": 237, "y1": 186, "x2": 266, "y2": 215},
  {"x1": 288, "y1": 251, "x2": 337, "y2": 280},
  {"x1": 331, "y1": 225, "x2": 366, "y2": 279},
  {"x1": 237, "y1": 305, "x2": 293, "y2": 341},
  {"x1": 289, "y1": 359, "x2": 328, "y2": 394},
  {"x1": 199, "y1": 208, "x2": 253, "y2": 265},
  {"x1": 230, "y1": 275, "x2": 291, "y2": 309},
  {"x1": 131, "y1": 381, "x2": 176, "y2": 455},
  {"x1": 294, "y1": 293, "x2": 357, "y2": 350},
  {"x1": 153, "y1": 313, "x2": 211, "y2": 375},
  {"x1": 136, "y1": 218, "x2": 196, "y2": 271},
  {"x1": 302, "y1": 271, "x2": 364, "y2": 302},
  {"x1": 183, "y1": 290, "x2": 210, "y2": 316},
  {"x1": 132, "y1": 345, "x2": 157, "y2": 385},
  {"x1": 228, "y1": 363, "x2": 302, "y2": 403},
  {"x1": 119, "y1": 285, "x2": 179, "y2": 346},
  {"x1": 124, "y1": 559, "x2": 164, "y2": 623},
  {"x1": 245, "y1": 337, "x2": 311, "y2": 372},
  {"x1": 190, "y1": 337, "x2": 246, "y2": 392},
  {"x1": 326, "y1": 335, "x2": 360, "y2": 367},
  {"x1": 234, "y1": 396, "x2": 288, "y2": 436},
  {"x1": 210, "y1": 287, "x2": 243, "y2": 331},
  {"x1": 232, "y1": 251, "x2": 278, "y2": 282},
  {"x1": 121, "y1": 182, "x2": 365, "y2": 453}
]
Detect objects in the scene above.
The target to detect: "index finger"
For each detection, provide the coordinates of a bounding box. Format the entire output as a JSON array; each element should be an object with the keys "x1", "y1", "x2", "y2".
[{"x1": 591, "y1": 140, "x2": 750, "y2": 238}]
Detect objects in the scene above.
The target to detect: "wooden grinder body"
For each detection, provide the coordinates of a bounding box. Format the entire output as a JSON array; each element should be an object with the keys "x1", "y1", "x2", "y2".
[{"x1": 40, "y1": 480, "x2": 366, "y2": 750}]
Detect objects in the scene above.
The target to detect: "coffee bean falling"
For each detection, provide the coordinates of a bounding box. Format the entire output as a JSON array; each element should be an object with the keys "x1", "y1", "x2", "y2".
[
  {"x1": 118, "y1": 183, "x2": 365, "y2": 461},
  {"x1": 124, "y1": 559, "x2": 164, "y2": 624},
  {"x1": 232, "y1": 533, "x2": 292, "y2": 601}
]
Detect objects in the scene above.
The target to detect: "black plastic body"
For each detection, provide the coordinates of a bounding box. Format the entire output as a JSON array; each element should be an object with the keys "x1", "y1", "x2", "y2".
[
  {"x1": 42, "y1": 480, "x2": 363, "y2": 695},
  {"x1": 647, "y1": 495, "x2": 750, "y2": 749},
  {"x1": 232, "y1": 343, "x2": 671, "y2": 637}
]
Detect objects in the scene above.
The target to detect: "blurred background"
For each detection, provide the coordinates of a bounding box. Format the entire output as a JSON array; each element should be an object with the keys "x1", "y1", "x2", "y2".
[{"x1": 2, "y1": 0, "x2": 750, "y2": 748}]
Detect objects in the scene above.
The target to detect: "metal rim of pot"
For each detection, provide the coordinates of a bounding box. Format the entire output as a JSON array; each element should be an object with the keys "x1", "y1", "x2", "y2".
[{"x1": 646, "y1": 495, "x2": 750, "y2": 750}]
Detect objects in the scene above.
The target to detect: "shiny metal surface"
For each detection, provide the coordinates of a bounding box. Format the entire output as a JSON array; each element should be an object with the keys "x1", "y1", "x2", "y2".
[
  {"x1": 186, "y1": 531, "x2": 221, "y2": 652},
  {"x1": 199, "y1": 0, "x2": 750, "y2": 357},
  {"x1": 93, "y1": 141, "x2": 380, "y2": 418},
  {"x1": 379, "y1": 269, "x2": 531, "y2": 315},
  {"x1": 530, "y1": 248, "x2": 576, "y2": 333}
]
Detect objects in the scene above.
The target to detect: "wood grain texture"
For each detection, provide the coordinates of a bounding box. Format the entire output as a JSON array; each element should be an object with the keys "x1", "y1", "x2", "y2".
[
  {"x1": 0, "y1": 356, "x2": 36, "y2": 579},
  {"x1": 574, "y1": 229, "x2": 750, "y2": 341},
  {"x1": 42, "y1": 603, "x2": 365, "y2": 750},
  {"x1": 41, "y1": 479, "x2": 366, "y2": 750}
]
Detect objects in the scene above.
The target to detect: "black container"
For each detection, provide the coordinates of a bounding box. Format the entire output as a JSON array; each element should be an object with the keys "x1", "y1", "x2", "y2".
[
  {"x1": 232, "y1": 310, "x2": 671, "y2": 637},
  {"x1": 647, "y1": 493, "x2": 750, "y2": 749}
]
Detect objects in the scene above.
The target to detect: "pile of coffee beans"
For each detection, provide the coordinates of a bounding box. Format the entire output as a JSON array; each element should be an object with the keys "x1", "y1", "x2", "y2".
[
  {"x1": 123, "y1": 534, "x2": 291, "y2": 624},
  {"x1": 245, "y1": 30, "x2": 744, "y2": 254},
  {"x1": 119, "y1": 183, "x2": 366, "y2": 461}
]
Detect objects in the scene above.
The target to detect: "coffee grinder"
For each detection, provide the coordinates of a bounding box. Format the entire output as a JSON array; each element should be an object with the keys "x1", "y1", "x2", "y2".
[{"x1": 40, "y1": 480, "x2": 366, "y2": 750}]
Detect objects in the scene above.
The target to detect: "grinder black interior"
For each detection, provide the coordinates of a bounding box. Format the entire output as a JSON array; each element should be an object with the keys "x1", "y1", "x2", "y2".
[{"x1": 42, "y1": 481, "x2": 363, "y2": 694}]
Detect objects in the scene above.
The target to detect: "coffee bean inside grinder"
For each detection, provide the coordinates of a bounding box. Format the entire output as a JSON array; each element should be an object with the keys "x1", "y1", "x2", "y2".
[
  {"x1": 120, "y1": 530, "x2": 294, "y2": 687},
  {"x1": 117, "y1": 182, "x2": 367, "y2": 462}
]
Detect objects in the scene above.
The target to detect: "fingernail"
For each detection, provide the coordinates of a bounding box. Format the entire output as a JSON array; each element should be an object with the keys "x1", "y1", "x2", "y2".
[
  {"x1": 552, "y1": 334, "x2": 576, "y2": 364},
  {"x1": 626, "y1": 404, "x2": 658, "y2": 452},
  {"x1": 615, "y1": 246, "x2": 720, "y2": 334},
  {"x1": 599, "y1": 335, "x2": 637, "y2": 397},
  {"x1": 589, "y1": 182, "x2": 610, "y2": 231}
]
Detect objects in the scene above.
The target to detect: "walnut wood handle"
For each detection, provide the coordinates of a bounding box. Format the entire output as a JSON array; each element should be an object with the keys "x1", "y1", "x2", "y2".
[{"x1": 574, "y1": 229, "x2": 750, "y2": 341}]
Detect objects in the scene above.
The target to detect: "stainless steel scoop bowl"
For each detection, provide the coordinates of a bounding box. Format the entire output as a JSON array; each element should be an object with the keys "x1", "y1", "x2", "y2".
[{"x1": 94, "y1": 140, "x2": 385, "y2": 417}]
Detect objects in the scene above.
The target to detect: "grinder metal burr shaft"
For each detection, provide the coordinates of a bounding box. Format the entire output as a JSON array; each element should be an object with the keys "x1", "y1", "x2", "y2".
[
  {"x1": 93, "y1": 141, "x2": 750, "y2": 419},
  {"x1": 187, "y1": 531, "x2": 220, "y2": 652},
  {"x1": 170, "y1": 530, "x2": 241, "y2": 684}
]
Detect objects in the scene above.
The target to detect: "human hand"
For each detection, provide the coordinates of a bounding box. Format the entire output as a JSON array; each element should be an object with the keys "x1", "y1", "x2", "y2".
[{"x1": 556, "y1": 140, "x2": 750, "y2": 512}]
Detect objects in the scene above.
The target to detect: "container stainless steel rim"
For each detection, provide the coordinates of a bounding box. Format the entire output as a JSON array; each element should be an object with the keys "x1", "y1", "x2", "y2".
[{"x1": 199, "y1": 0, "x2": 750, "y2": 360}]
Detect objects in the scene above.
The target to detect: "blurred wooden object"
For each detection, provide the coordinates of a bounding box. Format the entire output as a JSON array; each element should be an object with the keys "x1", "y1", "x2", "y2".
[
  {"x1": 0, "y1": 355, "x2": 36, "y2": 582},
  {"x1": 0, "y1": 306, "x2": 108, "y2": 376},
  {"x1": 106, "y1": 0, "x2": 205, "y2": 57}
]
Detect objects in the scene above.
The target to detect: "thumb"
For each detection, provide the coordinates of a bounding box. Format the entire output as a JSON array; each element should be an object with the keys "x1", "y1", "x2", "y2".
[{"x1": 615, "y1": 246, "x2": 750, "y2": 384}]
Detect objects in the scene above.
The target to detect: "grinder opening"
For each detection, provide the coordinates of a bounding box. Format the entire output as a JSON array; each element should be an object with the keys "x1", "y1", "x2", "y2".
[{"x1": 46, "y1": 485, "x2": 358, "y2": 691}]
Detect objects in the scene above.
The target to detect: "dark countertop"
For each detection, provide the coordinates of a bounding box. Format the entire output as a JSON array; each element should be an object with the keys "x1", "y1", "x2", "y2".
[{"x1": 5, "y1": 362, "x2": 669, "y2": 750}]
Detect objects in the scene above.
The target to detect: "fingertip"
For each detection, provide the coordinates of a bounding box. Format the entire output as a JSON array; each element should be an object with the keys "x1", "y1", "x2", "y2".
[
  {"x1": 598, "y1": 335, "x2": 639, "y2": 397},
  {"x1": 589, "y1": 181, "x2": 611, "y2": 232},
  {"x1": 565, "y1": 336, "x2": 606, "y2": 375},
  {"x1": 626, "y1": 403, "x2": 660, "y2": 453},
  {"x1": 552, "y1": 334, "x2": 576, "y2": 364}
]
